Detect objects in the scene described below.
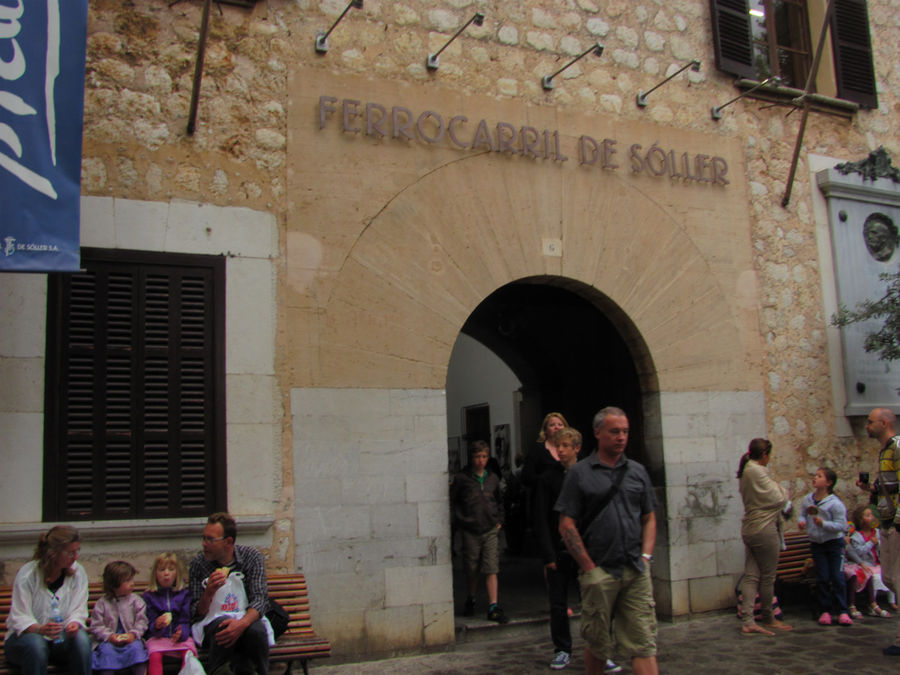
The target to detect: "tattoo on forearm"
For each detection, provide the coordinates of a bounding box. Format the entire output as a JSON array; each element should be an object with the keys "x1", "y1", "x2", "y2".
[{"x1": 561, "y1": 526, "x2": 587, "y2": 560}]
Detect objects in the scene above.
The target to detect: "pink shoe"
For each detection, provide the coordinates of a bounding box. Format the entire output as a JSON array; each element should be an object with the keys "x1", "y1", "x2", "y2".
[
  {"x1": 818, "y1": 612, "x2": 832, "y2": 625},
  {"x1": 838, "y1": 612, "x2": 853, "y2": 626}
]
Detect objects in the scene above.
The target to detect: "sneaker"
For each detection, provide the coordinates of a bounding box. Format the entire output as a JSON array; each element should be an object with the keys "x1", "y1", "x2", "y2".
[
  {"x1": 605, "y1": 659, "x2": 623, "y2": 673},
  {"x1": 869, "y1": 603, "x2": 891, "y2": 618},
  {"x1": 883, "y1": 645, "x2": 900, "y2": 656},
  {"x1": 848, "y1": 605, "x2": 863, "y2": 620},
  {"x1": 549, "y1": 651, "x2": 571, "y2": 670},
  {"x1": 462, "y1": 596, "x2": 475, "y2": 617},
  {"x1": 486, "y1": 603, "x2": 509, "y2": 624},
  {"x1": 817, "y1": 612, "x2": 832, "y2": 625},
  {"x1": 837, "y1": 612, "x2": 853, "y2": 626}
]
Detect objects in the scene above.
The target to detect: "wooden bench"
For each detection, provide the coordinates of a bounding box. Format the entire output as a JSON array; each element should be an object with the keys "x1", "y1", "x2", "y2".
[
  {"x1": 775, "y1": 530, "x2": 813, "y2": 585},
  {"x1": 0, "y1": 573, "x2": 329, "y2": 675}
]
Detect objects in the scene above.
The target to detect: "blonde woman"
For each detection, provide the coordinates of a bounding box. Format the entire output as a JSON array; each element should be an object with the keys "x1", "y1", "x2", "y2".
[
  {"x1": 5, "y1": 525, "x2": 91, "y2": 675},
  {"x1": 522, "y1": 412, "x2": 569, "y2": 487}
]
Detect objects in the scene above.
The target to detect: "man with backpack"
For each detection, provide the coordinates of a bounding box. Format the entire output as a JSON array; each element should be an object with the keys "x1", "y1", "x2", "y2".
[{"x1": 863, "y1": 408, "x2": 900, "y2": 656}]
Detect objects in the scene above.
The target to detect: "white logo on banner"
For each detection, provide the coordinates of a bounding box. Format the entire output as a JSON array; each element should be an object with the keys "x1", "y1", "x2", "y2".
[{"x1": 0, "y1": 0, "x2": 59, "y2": 199}]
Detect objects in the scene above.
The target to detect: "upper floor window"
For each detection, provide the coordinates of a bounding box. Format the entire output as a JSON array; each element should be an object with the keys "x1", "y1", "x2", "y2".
[
  {"x1": 710, "y1": 0, "x2": 878, "y2": 108},
  {"x1": 43, "y1": 248, "x2": 226, "y2": 521}
]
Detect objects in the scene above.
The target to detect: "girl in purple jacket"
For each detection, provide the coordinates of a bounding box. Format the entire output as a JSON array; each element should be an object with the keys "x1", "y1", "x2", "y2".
[{"x1": 142, "y1": 553, "x2": 197, "y2": 675}]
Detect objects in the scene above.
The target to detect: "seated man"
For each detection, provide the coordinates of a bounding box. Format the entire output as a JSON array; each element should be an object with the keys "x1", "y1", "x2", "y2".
[{"x1": 189, "y1": 512, "x2": 269, "y2": 675}]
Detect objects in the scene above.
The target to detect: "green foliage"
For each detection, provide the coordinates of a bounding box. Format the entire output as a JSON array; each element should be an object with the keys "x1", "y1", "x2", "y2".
[{"x1": 831, "y1": 269, "x2": 900, "y2": 362}]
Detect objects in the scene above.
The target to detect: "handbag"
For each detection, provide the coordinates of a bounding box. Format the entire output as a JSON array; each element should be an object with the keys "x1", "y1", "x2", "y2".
[{"x1": 265, "y1": 598, "x2": 289, "y2": 640}]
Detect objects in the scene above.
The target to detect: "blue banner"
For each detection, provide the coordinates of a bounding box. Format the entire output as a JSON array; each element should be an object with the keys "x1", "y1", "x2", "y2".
[{"x1": 0, "y1": 0, "x2": 87, "y2": 272}]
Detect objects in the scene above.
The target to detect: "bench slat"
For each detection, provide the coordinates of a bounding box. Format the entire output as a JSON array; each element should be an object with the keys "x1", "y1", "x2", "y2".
[{"x1": 776, "y1": 531, "x2": 813, "y2": 584}]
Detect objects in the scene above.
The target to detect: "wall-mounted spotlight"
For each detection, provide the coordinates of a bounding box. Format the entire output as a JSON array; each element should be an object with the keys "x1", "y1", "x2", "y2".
[
  {"x1": 710, "y1": 76, "x2": 781, "y2": 120},
  {"x1": 636, "y1": 59, "x2": 701, "y2": 107},
  {"x1": 315, "y1": 0, "x2": 363, "y2": 54},
  {"x1": 427, "y1": 12, "x2": 485, "y2": 70},
  {"x1": 541, "y1": 43, "x2": 604, "y2": 91}
]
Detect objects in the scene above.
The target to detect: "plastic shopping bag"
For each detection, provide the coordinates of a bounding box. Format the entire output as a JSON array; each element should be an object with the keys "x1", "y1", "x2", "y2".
[{"x1": 178, "y1": 652, "x2": 206, "y2": 675}]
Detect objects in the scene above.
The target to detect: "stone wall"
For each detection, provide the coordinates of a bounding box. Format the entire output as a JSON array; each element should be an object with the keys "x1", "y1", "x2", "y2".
[
  {"x1": 291, "y1": 387, "x2": 453, "y2": 655},
  {"x1": 0, "y1": 0, "x2": 891, "y2": 655},
  {"x1": 80, "y1": 1, "x2": 899, "y2": 486}
]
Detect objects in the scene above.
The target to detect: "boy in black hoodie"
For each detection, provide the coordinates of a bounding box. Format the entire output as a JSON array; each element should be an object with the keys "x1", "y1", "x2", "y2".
[{"x1": 451, "y1": 440, "x2": 507, "y2": 623}]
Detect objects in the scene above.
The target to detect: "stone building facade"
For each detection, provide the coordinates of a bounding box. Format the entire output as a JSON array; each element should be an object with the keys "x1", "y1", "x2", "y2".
[{"x1": 1, "y1": 0, "x2": 898, "y2": 660}]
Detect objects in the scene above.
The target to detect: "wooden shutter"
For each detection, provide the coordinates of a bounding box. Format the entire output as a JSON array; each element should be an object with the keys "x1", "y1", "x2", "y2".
[
  {"x1": 710, "y1": 0, "x2": 756, "y2": 79},
  {"x1": 830, "y1": 0, "x2": 878, "y2": 108},
  {"x1": 44, "y1": 249, "x2": 225, "y2": 520}
]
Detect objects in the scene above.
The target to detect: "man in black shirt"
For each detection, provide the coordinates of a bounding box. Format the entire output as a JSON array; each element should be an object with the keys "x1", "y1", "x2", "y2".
[{"x1": 556, "y1": 408, "x2": 658, "y2": 675}]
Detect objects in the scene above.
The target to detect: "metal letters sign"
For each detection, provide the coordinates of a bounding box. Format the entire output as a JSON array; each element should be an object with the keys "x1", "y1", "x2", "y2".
[{"x1": 0, "y1": 0, "x2": 88, "y2": 272}]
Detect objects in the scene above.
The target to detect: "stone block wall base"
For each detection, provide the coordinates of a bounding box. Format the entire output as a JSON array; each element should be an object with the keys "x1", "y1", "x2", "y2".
[{"x1": 291, "y1": 387, "x2": 454, "y2": 656}]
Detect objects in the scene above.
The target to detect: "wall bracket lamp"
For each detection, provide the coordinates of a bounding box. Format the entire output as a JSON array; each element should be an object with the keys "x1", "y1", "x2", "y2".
[
  {"x1": 427, "y1": 12, "x2": 485, "y2": 70},
  {"x1": 315, "y1": 0, "x2": 363, "y2": 54},
  {"x1": 541, "y1": 43, "x2": 603, "y2": 91},
  {"x1": 636, "y1": 59, "x2": 700, "y2": 107},
  {"x1": 711, "y1": 76, "x2": 780, "y2": 120}
]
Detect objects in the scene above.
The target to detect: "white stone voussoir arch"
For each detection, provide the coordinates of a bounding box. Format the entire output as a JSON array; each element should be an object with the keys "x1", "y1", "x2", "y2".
[{"x1": 320, "y1": 150, "x2": 746, "y2": 392}]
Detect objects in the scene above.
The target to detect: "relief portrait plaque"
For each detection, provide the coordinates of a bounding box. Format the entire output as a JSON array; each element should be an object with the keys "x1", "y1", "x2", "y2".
[{"x1": 817, "y1": 150, "x2": 900, "y2": 416}]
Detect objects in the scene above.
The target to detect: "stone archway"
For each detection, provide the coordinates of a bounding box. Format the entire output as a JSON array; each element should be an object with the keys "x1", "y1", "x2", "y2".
[
  {"x1": 312, "y1": 150, "x2": 750, "y2": 393},
  {"x1": 445, "y1": 276, "x2": 660, "y2": 620},
  {"x1": 291, "y1": 149, "x2": 763, "y2": 653}
]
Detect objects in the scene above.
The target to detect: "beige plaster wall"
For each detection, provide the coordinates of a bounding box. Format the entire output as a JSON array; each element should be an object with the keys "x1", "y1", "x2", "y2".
[{"x1": 286, "y1": 68, "x2": 764, "y2": 394}]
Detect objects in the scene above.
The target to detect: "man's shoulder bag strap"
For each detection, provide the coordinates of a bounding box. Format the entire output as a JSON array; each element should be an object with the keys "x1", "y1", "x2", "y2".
[{"x1": 578, "y1": 462, "x2": 628, "y2": 532}]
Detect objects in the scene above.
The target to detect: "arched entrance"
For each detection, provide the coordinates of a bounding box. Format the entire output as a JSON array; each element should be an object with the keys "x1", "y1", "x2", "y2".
[{"x1": 446, "y1": 276, "x2": 661, "y2": 621}]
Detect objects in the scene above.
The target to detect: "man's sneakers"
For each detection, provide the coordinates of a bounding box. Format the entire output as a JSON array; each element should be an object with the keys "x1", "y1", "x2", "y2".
[
  {"x1": 549, "y1": 651, "x2": 570, "y2": 670},
  {"x1": 486, "y1": 603, "x2": 509, "y2": 624},
  {"x1": 547, "y1": 653, "x2": 619, "y2": 672},
  {"x1": 883, "y1": 644, "x2": 900, "y2": 656},
  {"x1": 462, "y1": 596, "x2": 475, "y2": 617}
]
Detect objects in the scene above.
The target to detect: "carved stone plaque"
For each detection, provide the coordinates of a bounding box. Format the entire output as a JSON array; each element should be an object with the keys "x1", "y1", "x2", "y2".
[{"x1": 817, "y1": 151, "x2": 900, "y2": 416}]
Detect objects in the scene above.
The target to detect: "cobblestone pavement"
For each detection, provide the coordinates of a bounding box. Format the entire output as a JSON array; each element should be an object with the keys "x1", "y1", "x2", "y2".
[{"x1": 310, "y1": 608, "x2": 900, "y2": 674}]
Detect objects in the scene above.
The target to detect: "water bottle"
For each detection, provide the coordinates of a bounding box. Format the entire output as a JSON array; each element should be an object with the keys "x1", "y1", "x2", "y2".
[{"x1": 49, "y1": 596, "x2": 64, "y2": 644}]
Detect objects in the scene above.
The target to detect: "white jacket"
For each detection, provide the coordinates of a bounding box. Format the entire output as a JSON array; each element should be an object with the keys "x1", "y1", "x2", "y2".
[{"x1": 7, "y1": 560, "x2": 89, "y2": 638}]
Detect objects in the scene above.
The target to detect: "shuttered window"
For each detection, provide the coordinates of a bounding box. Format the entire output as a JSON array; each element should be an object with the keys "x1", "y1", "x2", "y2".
[
  {"x1": 44, "y1": 249, "x2": 226, "y2": 521},
  {"x1": 709, "y1": 0, "x2": 878, "y2": 108},
  {"x1": 829, "y1": 0, "x2": 877, "y2": 108}
]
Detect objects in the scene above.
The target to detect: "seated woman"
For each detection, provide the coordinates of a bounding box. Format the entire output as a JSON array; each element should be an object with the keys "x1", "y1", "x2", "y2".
[{"x1": 4, "y1": 525, "x2": 92, "y2": 675}]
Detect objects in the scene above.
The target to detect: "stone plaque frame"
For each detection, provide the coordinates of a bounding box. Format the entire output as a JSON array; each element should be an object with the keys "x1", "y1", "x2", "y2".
[{"x1": 817, "y1": 151, "x2": 900, "y2": 415}]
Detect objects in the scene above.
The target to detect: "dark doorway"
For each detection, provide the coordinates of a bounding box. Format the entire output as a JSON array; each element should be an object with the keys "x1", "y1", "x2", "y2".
[
  {"x1": 448, "y1": 277, "x2": 652, "y2": 625},
  {"x1": 461, "y1": 278, "x2": 646, "y2": 464},
  {"x1": 463, "y1": 404, "x2": 491, "y2": 446}
]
